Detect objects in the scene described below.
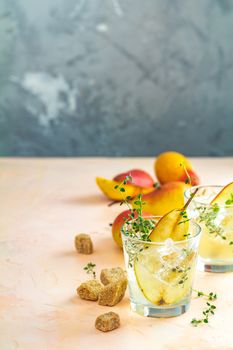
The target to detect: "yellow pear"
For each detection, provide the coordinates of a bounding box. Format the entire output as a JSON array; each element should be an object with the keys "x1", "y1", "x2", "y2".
[{"x1": 155, "y1": 151, "x2": 200, "y2": 185}]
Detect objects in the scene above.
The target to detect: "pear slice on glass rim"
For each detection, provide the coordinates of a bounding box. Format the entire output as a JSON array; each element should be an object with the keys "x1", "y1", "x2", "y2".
[
  {"x1": 149, "y1": 209, "x2": 189, "y2": 242},
  {"x1": 210, "y1": 182, "x2": 233, "y2": 206}
]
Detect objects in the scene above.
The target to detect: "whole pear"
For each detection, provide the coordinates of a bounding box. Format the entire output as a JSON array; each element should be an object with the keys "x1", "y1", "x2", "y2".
[{"x1": 155, "y1": 151, "x2": 200, "y2": 185}]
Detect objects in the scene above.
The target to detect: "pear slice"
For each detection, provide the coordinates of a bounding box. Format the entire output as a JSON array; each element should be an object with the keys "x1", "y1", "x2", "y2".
[
  {"x1": 96, "y1": 177, "x2": 138, "y2": 201},
  {"x1": 96, "y1": 177, "x2": 154, "y2": 201},
  {"x1": 149, "y1": 209, "x2": 189, "y2": 242},
  {"x1": 134, "y1": 247, "x2": 194, "y2": 305},
  {"x1": 149, "y1": 188, "x2": 198, "y2": 242},
  {"x1": 210, "y1": 182, "x2": 233, "y2": 242},
  {"x1": 211, "y1": 182, "x2": 233, "y2": 206},
  {"x1": 163, "y1": 281, "x2": 191, "y2": 304},
  {"x1": 134, "y1": 247, "x2": 163, "y2": 304}
]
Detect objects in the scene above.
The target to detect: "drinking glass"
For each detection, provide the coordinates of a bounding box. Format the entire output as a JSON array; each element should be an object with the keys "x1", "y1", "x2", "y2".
[
  {"x1": 121, "y1": 217, "x2": 201, "y2": 318},
  {"x1": 185, "y1": 185, "x2": 233, "y2": 272}
]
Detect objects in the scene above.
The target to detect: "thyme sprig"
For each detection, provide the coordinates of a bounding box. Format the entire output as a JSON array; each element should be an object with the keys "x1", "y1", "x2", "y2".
[
  {"x1": 198, "y1": 204, "x2": 227, "y2": 241},
  {"x1": 114, "y1": 175, "x2": 155, "y2": 241},
  {"x1": 115, "y1": 177, "x2": 198, "y2": 240},
  {"x1": 114, "y1": 176, "x2": 198, "y2": 270},
  {"x1": 83, "y1": 262, "x2": 96, "y2": 279},
  {"x1": 183, "y1": 233, "x2": 191, "y2": 238},
  {"x1": 191, "y1": 302, "x2": 216, "y2": 326},
  {"x1": 178, "y1": 210, "x2": 190, "y2": 225},
  {"x1": 191, "y1": 289, "x2": 217, "y2": 326},
  {"x1": 114, "y1": 175, "x2": 155, "y2": 267},
  {"x1": 173, "y1": 248, "x2": 194, "y2": 286},
  {"x1": 177, "y1": 266, "x2": 191, "y2": 286},
  {"x1": 193, "y1": 289, "x2": 217, "y2": 300}
]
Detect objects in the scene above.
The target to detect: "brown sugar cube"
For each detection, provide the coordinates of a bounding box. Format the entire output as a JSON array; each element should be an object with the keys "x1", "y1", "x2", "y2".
[
  {"x1": 95, "y1": 312, "x2": 120, "y2": 332},
  {"x1": 75, "y1": 234, "x2": 93, "y2": 254},
  {"x1": 100, "y1": 267, "x2": 127, "y2": 285},
  {"x1": 98, "y1": 279, "x2": 127, "y2": 306},
  {"x1": 77, "y1": 280, "x2": 103, "y2": 301}
]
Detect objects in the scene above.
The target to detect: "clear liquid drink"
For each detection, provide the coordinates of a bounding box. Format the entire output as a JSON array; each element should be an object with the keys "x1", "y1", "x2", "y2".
[
  {"x1": 121, "y1": 217, "x2": 201, "y2": 317},
  {"x1": 185, "y1": 186, "x2": 233, "y2": 272}
]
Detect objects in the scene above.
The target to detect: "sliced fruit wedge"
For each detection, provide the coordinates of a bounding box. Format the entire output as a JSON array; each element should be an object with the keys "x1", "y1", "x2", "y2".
[
  {"x1": 149, "y1": 188, "x2": 198, "y2": 242},
  {"x1": 134, "y1": 247, "x2": 194, "y2": 305},
  {"x1": 96, "y1": 177, "x2": 154, "y2": 201},
  {"x1": 134, "y1": 247, "x2": 163, "y2": 304},
  {"x1": 211, "y1": 182, "x2": 233, "y2": 206},
  {"x1": 96, "y1": 177, "x2": 138, "y2": 201},
  {"x1": 163, "y1": 281, "x2": 191, "y2": 304},
  {"x1": 149, "y1": 209, "x2": 189, "y2": 242},
  {"x1": 210, "y1": 182, "x2": 233, "y2": 242}
]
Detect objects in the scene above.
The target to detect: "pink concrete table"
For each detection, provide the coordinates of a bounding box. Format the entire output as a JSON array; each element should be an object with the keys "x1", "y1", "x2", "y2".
[{"x1": 1, "y1": 158, "x2": 233, "y2": 350}]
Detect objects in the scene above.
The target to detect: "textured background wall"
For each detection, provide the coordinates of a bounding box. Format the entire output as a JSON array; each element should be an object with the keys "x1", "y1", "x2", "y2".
[{"x1": 0, "y1": 0, "x2": 233, "y2": 156}]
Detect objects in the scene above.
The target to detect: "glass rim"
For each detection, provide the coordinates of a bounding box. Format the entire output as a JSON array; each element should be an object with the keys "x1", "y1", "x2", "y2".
[
  {"x1": 184, "y1": 185, "x2": 233, "y2": 208},
  {"x1": 121, "y1": 215, "x2": 201, "y2": 246}
]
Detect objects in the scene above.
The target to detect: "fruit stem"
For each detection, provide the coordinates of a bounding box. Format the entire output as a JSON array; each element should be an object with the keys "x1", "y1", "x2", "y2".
[{"x1": 183, "y1": 188, "x2": 199, "y2": 211}]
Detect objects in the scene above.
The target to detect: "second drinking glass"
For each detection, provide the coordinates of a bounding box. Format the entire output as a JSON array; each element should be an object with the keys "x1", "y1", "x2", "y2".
[{"x1": 185, "y1": 185, "x2": 233, "y2": 273}]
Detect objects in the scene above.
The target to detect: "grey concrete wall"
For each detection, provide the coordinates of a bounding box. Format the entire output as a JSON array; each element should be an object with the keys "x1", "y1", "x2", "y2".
[{"x1": 0, "y1": 0, "x2": 233, "y2": 156}]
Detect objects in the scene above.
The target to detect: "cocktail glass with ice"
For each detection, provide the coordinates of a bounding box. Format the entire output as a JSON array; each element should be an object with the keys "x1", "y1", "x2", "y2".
[{"x1": 121, "y1": 217, "x2": 201, "y2": 318}]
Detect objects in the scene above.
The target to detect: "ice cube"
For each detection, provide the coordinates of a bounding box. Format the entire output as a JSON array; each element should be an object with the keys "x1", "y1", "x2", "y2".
[
  {"x1": 159, "y1": 238, "x2": 181, "y2": 257},
  {"x1": 195, "y1": 187, "x2": 219, "y2": 204},
  {"x1": 164, "y1": 238, "x2": 174, "y2": 247}
]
